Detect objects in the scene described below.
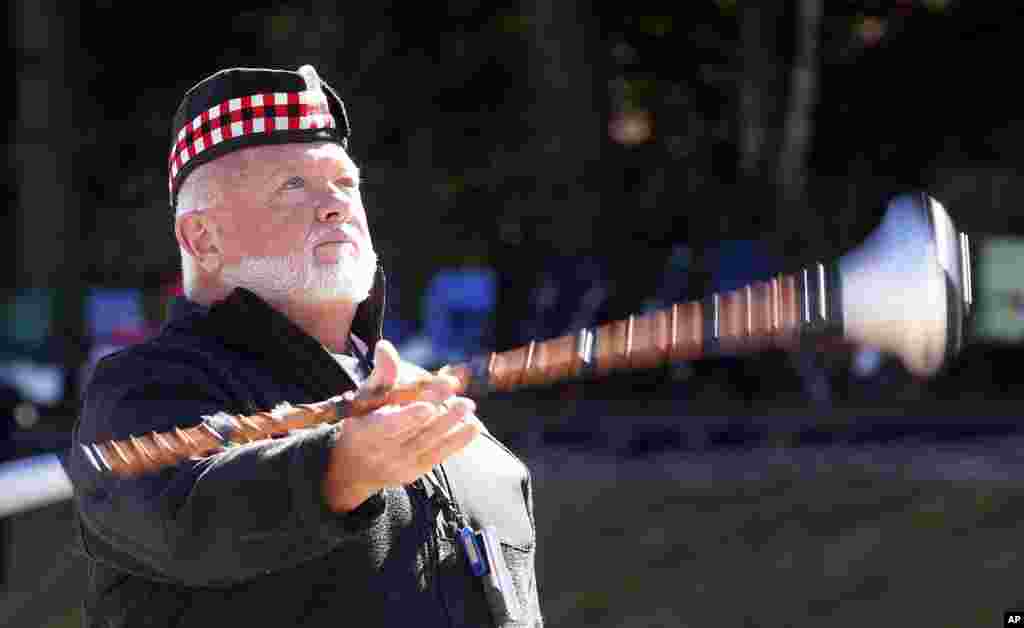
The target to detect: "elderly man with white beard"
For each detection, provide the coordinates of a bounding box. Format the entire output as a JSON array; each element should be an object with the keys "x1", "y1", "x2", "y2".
[{"x1": 68, "y1": 65, "x2": 543, "y2": 627}]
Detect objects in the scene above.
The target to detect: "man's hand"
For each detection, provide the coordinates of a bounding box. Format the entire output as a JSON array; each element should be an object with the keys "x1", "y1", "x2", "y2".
[{"x1": 323, "y1": 340, "x2": 481, "y2": 512}]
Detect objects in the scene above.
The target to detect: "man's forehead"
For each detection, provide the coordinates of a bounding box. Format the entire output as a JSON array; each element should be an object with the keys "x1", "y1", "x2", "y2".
[{"x1": 224, "y1": 142, "x2": 358, "y2": 178}]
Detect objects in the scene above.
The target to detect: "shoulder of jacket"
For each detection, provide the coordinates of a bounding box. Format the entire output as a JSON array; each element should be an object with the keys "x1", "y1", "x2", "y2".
[{"x1": 85, "y1": 327, "x2": 233, "y2": 402}]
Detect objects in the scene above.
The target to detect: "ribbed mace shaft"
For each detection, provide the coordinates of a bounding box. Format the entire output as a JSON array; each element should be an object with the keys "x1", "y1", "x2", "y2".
[{"x1": 86, "y1": 268, "x2": 834, "y2": 479}]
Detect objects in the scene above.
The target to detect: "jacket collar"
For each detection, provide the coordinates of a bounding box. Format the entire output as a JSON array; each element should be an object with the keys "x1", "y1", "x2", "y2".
[{"x1": 167, "y1": 278, "x2": 385, "y2": 400}]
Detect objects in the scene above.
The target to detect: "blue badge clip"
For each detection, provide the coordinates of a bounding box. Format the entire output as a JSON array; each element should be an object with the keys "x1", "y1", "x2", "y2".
[{"x1": 458, "y1": 526, "x2": 488, "y2": 577}]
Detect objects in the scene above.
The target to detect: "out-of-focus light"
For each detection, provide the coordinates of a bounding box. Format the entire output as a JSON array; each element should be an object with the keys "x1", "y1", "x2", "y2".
[
  {"x1": 637, "y1": 16, "x2": 673, "y2": 38},
  {"x1": 497, "y1": 15, "x2": 531, "y2": 33},
  {"x1": 853, "y1": 346, "x2": 883, "y2": 378},
  {"x1": 609, "y1": 110, "x2": 653, "y2": 145},
  {"x1": 0, "y1": 454, "x2": 73, "y2": 518},
  {"x1": 1004, "y1": 291, "x2": 1024, "y2": 320},
  {"x1": 0, "y1": 361, "x2": 64, "y2": 406},
  {"x1": 14, "y1": 402, "x2": 39, "y2": 429},
  {"x1": 856, "y1": 16, "x2": 886, "y2": 48},
  {"x1": 922, "y1": 0, "x2": 951, "y2": 12}
]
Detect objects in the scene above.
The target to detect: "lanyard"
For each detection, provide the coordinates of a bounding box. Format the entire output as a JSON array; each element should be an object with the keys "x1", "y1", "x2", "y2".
[
  {"x1": 346, "y1": 334, "x2": 375, "y2": 379},
  {"x1": 431, "y1": 469, "x2": 522, "y2": 623},
  {"x1": 421, "y1": 465, "x2": 468, "y2": 529}
]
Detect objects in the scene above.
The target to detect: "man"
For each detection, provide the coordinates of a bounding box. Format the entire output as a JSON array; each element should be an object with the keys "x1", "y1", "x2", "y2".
[{"x1": 67, "y1": 65, "x2": 543, "y2": 627}]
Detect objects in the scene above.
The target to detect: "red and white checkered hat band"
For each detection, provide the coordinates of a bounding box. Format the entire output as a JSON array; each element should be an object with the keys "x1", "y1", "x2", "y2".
[{"x1": 167, "y1": 90, "x2": 336, "y2": 195}]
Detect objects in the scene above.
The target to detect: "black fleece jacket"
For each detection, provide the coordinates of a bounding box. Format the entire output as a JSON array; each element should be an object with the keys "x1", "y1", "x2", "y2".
[{"x1": 67, "y1": 287, "x2": 542, "y2": 627}]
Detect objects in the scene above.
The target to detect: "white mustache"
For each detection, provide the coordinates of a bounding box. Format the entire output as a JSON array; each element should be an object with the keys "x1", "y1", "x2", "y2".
[{"x1": 308, "y1": 221, "x2": 362, "y2": 246}]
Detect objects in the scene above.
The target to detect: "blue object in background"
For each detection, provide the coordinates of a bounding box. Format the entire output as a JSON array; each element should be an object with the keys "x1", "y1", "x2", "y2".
[
  {"x1": 81, "y1": 288, "x2": 151, "y2": 394},
  {"x1": 0, "y1": 291, "x2": 65, "y2": 407},
  {"x1": 643, "y1": 245, "x2": 692, "y2": 313},
  {"x1": 382, "y1": 279, "x2": 417, "y2": 350},
  {"x1": 707, "y1": 240, "x2": 777, "y2": 293},
  {"x1": 518, "y1": 255, "x2": 608, "y2": 344},
  {"x1": 0, "y1": 290, "x2": 56, "y2": 361},
  {"x1": 0, "y1": 383, "x2": 17, "y2": 463},
  {"x1": 86, "y1": 288, "x2": 147, "y2": 341},
  {"x1": 422, "y1": 268, "x2": 497, "y2": 366}
]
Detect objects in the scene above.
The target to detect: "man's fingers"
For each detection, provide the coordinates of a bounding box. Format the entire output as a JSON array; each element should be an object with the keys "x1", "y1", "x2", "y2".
[
  {"x1": 332, "y1": 397, "x2": 482, "y2": 497},
  {"x1": 411, "y1": 374, "x2": 461, "y2": 405},
  {"x1": 415, "y1": 421, "x2": 481, "y2": 470},
  {"x1": 366, "y1": 401, "x2": 436, "y2": 438},
  {"x1": 400, "y1": 398, "x2": 475, "y2": 454}
]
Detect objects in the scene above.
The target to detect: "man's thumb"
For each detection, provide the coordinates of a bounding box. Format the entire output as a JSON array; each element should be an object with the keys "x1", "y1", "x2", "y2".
[{"x1": 363, "y1": 338, "x2": 400, "y2": 394}]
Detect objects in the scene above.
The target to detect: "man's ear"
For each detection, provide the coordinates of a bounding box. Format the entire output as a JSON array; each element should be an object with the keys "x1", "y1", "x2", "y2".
[{"x1": 175, "y1": 213, "x2": 222, "y2": 274}]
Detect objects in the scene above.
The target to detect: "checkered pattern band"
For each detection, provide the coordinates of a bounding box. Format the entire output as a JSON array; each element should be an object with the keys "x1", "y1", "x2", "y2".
[{"x1": 168, "y1": 90, "x2": 336, "y2": 195}]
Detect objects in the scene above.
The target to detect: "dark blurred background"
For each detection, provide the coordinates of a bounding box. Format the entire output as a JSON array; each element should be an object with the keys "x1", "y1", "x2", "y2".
[{"x1": 4, "y1": 1, "x2": 1024, "y2": 626}]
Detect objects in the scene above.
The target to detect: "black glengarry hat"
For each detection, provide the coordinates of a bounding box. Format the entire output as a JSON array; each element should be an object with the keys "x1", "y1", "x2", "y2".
[{"x1": 168, "y1": 65, "x2": 350, "y2": 208}]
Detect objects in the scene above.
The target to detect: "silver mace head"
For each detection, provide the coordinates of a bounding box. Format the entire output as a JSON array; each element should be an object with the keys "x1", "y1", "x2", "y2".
[{"x1": 838, "y1": 192, "x2": 972, "y2": 377}]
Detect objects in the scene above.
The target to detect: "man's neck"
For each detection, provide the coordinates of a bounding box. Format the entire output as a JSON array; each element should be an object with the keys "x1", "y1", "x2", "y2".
[{"x1": 269, "y1": 297, "x2": 358, "y2": 354}]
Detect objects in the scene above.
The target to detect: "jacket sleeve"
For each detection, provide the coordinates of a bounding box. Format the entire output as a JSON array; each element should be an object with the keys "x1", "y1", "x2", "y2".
[{"x1": 68, "y1": 351, "x2": 386, "y2": 588}]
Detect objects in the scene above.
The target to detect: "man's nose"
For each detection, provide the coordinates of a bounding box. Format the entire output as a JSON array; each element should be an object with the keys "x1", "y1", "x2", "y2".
[
  {"x1": 316, "y1": 195, "x2": 350, "y2": 223},
  {"x1": 317, "y1": 205, "x2": 344, "y2": 222}
]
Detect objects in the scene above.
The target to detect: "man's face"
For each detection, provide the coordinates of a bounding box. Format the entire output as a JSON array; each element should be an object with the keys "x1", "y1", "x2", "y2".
[{"x1": 206, "y1": 142, "x2": 377, "y2": 304}]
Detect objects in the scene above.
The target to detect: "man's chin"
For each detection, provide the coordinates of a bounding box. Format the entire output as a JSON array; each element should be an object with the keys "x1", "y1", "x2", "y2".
[
  {"x1": 304, "y1": 287, "x2": 371, "y2": 304},
  {"x1": 303, "y1": 273, "x2": 373, "y2": 304}
]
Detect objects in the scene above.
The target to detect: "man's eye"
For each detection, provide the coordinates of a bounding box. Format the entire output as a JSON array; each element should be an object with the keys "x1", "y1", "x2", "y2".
[
  {"x1": 281, "y1": 176, "x2": 305, "y2": 190},
  {"x1": 336, "y1": 177, "x2": 358, "y2": 190}
]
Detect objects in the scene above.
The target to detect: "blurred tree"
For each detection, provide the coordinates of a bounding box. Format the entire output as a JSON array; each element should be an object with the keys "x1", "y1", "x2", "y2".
[
  {"x1": 735, "y1": 0, "x2": 825, "y2": 249},
  {"x1": 737, "y1": 4, "x2": 785, "y2": 186},
  {"x1": 12, "y1": 1, "x2": 88, "y2": 417},
  {"x1": 520, "y1": 0, "x2": 603, "y2": 254},
  {"x1": 777, "y1": 0, "x2": 822, "y2": 213}
]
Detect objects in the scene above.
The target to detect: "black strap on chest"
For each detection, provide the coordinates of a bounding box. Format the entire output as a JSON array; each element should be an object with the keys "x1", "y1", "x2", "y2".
[{"x1": 420, "y1": 465, "x2": 467, "y2": 529}]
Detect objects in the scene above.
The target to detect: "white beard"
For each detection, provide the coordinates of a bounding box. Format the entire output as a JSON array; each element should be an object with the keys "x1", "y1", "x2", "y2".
[{"x1": 221, "y1": 242, "x2": 378, "y2": 305}]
